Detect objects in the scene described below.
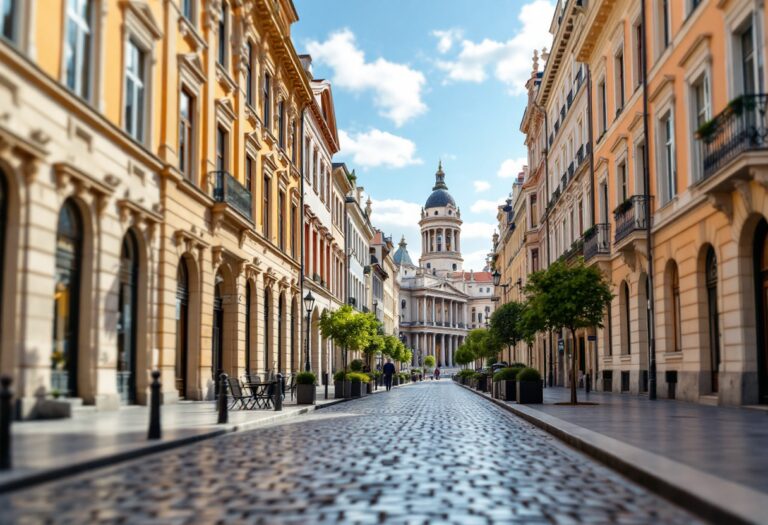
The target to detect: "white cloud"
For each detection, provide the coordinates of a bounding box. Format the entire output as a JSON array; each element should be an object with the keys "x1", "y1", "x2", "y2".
[
  {"x1": 497, "y1": 157, "x2": 527, "y2": 179},
  {"x1": 461, "y1": 221, "x2": 496, "y2": 240},
  {"x1": 307, "y1": 29, "x2": 427, "y2": 126},
  {"x1": 435, "y1": 0, "x2": 554, "y2": 94},
  {"x1": 339, "y1": 129, "x2": 422, "y2": 169},
  {"x1": 473, "y1": 180, "x2": 491, "y2": 193},
  {"x1": 470, "y1": 199, "x2": 504, "y2": 215},
  {"x1": 463, "y1": 249, "x2": 491, "y2": 272},
  {"x1": 432, "y1": 29, "x2": 463, "y2": 54},
  {"x1": 369, "y1": 198, "x2": 422, "y2": 228}
]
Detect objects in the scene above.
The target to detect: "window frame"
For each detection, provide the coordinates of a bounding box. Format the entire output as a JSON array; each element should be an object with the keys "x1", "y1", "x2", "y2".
[
  {"x1": 64, "y1": 0, "x2": 95, "y2": 100},
  {"x1": 217, "y1": 1, "x2": 229, "y2": 67},
  {"x1": 123, "y1": 38, "x2": 147, "y2": 143}
]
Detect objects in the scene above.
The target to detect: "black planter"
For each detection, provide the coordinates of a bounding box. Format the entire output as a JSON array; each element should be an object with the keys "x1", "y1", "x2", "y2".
[
  {"x1": 366, "y1": 382, "x2": 373, "y2": 394},
  {"x1": 350, "y1": 381, "x2": 363, "y2": 397},
  {"x1": 334, "y1": 380, "x2": 351, "y2": 399},
  {"x1": 296, "y1": 384, "x2": 316, "y2": 405},
  {"x1": 501, "y1": 380, "x2": 517, "y2": 401},
  {"x1": 516, "y1": 380, "x2": 543, "y2": 404},
  {"x1": 475, "y1": 375, "x2": 487, "y2": 392},
  {"x1": 393, "y1": 376, "x2": 400, "y2": 386},
  {"x1": 492, "y1": 381, "x2": 500, "y2": 399}
]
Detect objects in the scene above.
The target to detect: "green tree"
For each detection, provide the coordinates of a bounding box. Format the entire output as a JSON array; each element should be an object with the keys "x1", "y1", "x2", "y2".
[
  {"x1": 463, "y1": 328, "x2": 503, "y2": 366},
  {"x1": 423, "y1": 355, "x2": 436, "y2": 369},
  {"x1": 489, "y1": 301, "x2": 526, "y2": 363},
  {"x1": 319, "y1": 305, "x2": 375, "y2": 372},
  {"x1": 453, "y1": 345, "x2": 474, "y2": 368},
  {"x1": 525, "y1": 260, "x2": 613, "y2": 404}
]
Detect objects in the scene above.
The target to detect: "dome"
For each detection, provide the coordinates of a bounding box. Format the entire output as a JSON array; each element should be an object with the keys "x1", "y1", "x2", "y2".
[
  {"x1": 424, "y1": 161, "x2": 455, "y2": 209},
  {"x1": 425, "y1": 189, "x2": 455, "y2": 208},
  {"x1": 393, "y1": 236, "x2": 415, "y2": 267}
]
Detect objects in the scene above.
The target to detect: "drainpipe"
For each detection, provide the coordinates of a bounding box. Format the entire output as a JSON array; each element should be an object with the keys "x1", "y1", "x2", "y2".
[
  {"x1": 586, "y1": 65, "x2": 599, "y2": 385},
  {"x1": 640, "y1": 0, "x2": 657, "y2": 400}
]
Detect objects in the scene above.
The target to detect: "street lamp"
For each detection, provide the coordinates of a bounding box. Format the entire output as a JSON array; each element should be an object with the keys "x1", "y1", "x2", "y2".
[
  {"x1": 492, "y1": 270, "x2": 501, "y2": 286},
  {"x1": 303, "y1": 291, "x2": 315, "y2": 372}
]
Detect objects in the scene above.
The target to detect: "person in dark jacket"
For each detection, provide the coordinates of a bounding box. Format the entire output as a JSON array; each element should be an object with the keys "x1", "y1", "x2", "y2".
[{"x1": 383, "y1": 359, "x2": 396, "y2": 391}]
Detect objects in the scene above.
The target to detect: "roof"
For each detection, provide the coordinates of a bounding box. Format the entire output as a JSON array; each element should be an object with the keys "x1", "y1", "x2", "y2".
[
  {"x1": 450, "y1": 271, "x2": 493, "y2": 283},
  {"x1": 425, "y1": 161, "x2": 456, "y2": 209},
  {"x1": 393, "y1": 236, "x2": 415, "y2": 267}
]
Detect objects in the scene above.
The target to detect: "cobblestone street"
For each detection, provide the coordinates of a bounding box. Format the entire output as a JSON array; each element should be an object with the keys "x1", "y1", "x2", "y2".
[{"x1": 0, "y1": 382, "x2": 702, "y2": 525}]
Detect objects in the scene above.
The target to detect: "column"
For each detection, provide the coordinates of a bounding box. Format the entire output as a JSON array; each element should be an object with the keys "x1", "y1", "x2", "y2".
[{"x1": 440, "y1": 334, "x2": 445, "y2": 367}]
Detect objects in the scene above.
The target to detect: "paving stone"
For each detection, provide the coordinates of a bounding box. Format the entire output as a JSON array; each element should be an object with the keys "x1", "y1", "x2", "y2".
[{"x1": 0, "y1": 383, "x2": 702, "y2": 525}]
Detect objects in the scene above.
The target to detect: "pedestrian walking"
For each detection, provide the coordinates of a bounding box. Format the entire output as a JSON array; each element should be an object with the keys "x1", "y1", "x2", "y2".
[
  {"x1": 383, "y1": 359, "x2": 396, "y2": 391},
  {"x1": 434, "y1": 367, "x2": 441, "y2": 381}
]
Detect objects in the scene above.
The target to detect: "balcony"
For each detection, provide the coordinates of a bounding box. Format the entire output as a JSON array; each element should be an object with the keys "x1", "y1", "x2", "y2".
[
  {"x1": 559, "y1": 238, "x2": 584, "y2": 264},
  {"x1": 699, "y1": 94, "x2": 768, "y2": 181},
  {"x1": 584, "y1": 223, "x2": 611, "y2": 260},
  {"x1": 614, "y1": 195, "x2": 651, "y2": 244},
  {"x1": 211, "y1": 171, "x2": 252, "y2": 221}
]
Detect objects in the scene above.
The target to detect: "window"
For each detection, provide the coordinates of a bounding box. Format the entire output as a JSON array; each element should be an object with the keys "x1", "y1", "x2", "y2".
[
  {"x1": 246, "y1": 43, "x2": 254, "y2": 106},
  {"x1": 216, "y1": 125, "x2": 228, "y2": 172},
  {"x1": 531, "y1": 249, "x2": 539, "y2": 272},
  {"x1": 621, "y1": 281, "x2": 631, "y2": 355},
  {"x1": 217, "y1": 1, "x2": 228, "y2": 66},
  {"x1": 1, "y1": 0, "x2": 18, "y2": 43},
  {"x1": 262, "y1": 72, "x2": 271, "y2": 126},
  {"x1": 598, "y1": 79, "x2": 607, "y2": 136},
  {"x1": 659, "y1": 110, "x2": 676, "y2": 203},
  {"x1": 615, "y1": 47, "x2": 625, "y2": 112},
  {"x1": 277, "y1": 100, "x2": 285, "y2": 149},
  {"x1": 277, "y1": 191, "x2": 285, "y2": 251},
  {"x1": 599, "y1": 181, "x2": 609, "y2": 222},
  {"x1": 671, "y1": 262, "x2": 681, "y2": 352},
  {"x1": 618, "y1": 161, "x2": 628, "y2": 202},
  {"x1": 635, "y1": 141, "x2": 646, "y2": 194},
  {"x1": 530, "y1": 194, "x2": 538, "y2": 227},
  {"x1": 263, "y1": 174, "x2": 271, "y2": 239},
  {"x1": 291, "y1": 120, "x2": 298, "y2": 164},
  {"x1": 65, "y1": 0, "x2": 93, "y2": 99},
  {"x1": 738, "y1": 20, "x2": 761, "y2": 95},
  {"x1": 291, "y1": 203, "x2": 297, "y2": 258},
  {"x1": 124, "y1": 40, "x2": 146, "y2": 142},
  {"x1": 181, "y1": 0, "x2": 193, "y2": 21},
  {"x1": 633, "y1": 19, "x2": 644, "y2": 87},
  {"x1": 691, "y1": 73, "x2": 710, "y2": 182},
  {"x1": 179, "y1": 88, "x2": 194, "y2": 180},
  {"x1": 245, "y1": 155, "x2": 254, "y2": 192},
  {"x1": 657, "y1": 0, "x2": 671, "y2": 54}
]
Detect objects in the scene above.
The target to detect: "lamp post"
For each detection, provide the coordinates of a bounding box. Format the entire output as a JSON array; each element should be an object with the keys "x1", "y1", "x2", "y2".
[
  {"x1": 303, "y1": 291, "x2": 315, "y2": 372},
  {"x1": 492, "y1": 270, "x2": 509, "y2": 302}
]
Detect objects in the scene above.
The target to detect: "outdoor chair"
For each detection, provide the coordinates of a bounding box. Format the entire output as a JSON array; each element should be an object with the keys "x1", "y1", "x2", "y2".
[
  {"x1": 284, "y1": 374, "x2": 297, "y2": 400},
  {"x1": 227, "y1": 376, "x2": 256, "y2": 410}
]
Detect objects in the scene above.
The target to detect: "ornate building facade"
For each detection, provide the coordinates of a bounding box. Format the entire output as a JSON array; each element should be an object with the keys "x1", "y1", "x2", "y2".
[{"x1": 396, "y1": 164, "x2": 495, "y2": 368}]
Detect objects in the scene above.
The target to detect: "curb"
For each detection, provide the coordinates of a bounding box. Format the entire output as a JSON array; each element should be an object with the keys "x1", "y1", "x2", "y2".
[
  {"x1": 0, "y1": 387, "x2": 397, "y2": 494},
  {"x1": 456, "y1": 382, "x2": 766, "y2": 525}
]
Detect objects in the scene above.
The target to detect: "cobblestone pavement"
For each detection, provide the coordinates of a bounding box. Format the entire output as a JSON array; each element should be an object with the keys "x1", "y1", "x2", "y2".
[{"x1": 0, "y1": 382, "x2": 703, "y2": 525}]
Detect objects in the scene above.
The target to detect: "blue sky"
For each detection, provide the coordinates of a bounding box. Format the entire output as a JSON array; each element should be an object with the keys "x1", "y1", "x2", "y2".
[{"x1": 292, "y1": 0, "x2": 555, "y2": 270}]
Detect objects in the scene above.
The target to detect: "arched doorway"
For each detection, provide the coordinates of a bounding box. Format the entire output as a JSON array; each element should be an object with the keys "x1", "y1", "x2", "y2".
[
  {"x1": 263, "y1": 287, "x2": 271, "y2": 373},
  {"x1": 117, "y1": 231, "x2": 139, "y2": 404},
  {"x1": 706, "y1": 247, "x2": 720, "y2": 393},
  {"x1": 245, "y1": 281, "x2": 252, "y2": 375},
  {"x1": 52, "y1": 200, "x2": 83, "y2": 397},
  {"x1": 754, "y1": 219, "x2": 768, "y2": 403},
  {"x1": 620, "y1": 281, "x2": 631, "y2": 355},
  {"x1": 212, "y1": 272, "x2": 224, "y2": 394},
  {"x1": 0, "y1": 168, "x2": 6, "y2": 344},
  {"x1": 175, "y1": 258, "x2": 189, "y2": 398},
  {"x1": 291, "y1": 297, "x2": 298, "y2": 373},
  {"x1": 277, "y1": 293, "x2": 284, "y2": 373}
]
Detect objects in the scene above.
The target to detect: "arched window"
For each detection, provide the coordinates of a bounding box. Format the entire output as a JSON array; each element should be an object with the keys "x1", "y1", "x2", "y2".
[
  {"x1": 670, "y1": 262, "x2": 681, "y2": 352},
  {"x1": 117, "y1": 231, "x2": 139, "y2": 404},
  {"x1": 706, "y1": 247, "x2": 720, "y2": 392},
  {"x1": 176, "y1": 258, "x2": 189, "y2": 398},
  {"x1": 53, "y1": 200, "x2": 83, "y2": 397}
]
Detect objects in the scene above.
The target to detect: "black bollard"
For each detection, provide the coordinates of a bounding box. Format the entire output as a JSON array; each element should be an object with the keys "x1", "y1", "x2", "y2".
[
  {"x1": 147, "y1": 370, "x2": 162, "y2": 440},
  {"x1": 323, "y1": 372, "x2": 328, "y2": 400},
  {"x1": 274, "y1": 374, "x2": 283, "y2": 411},
  {"x1": 0, "y1": 375, "x2": 12, "y2": 470},
  {"x1": 218, "y1": 373, "x2": 228, "y2": 424}
]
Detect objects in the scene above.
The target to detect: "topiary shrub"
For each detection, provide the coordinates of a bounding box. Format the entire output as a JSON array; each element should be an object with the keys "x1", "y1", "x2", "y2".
[
  {"x1": 349, "y1": 359, "x2": 364, "y2": 372},
  {"x1": 423, "y1": 355, "x2": 436, "y2": 368},
  {"x1": 493, "y1": 367, "x2": 521, "y2": 382},
  {"x1": 457, "y1": 369, "x2": 475, "y2": 379},
  {"x1": 296, "y1": 371, "x2": 317, "y2": 385},
  {"x1": 516, "y1": 367, "x2": 542, "y2": 382},
  {"x1": 510, "y1": 362, "x2": 527, "y2": 369},
  {"x1": 347, "y1": 371, "x2": 371, "y2": 383},
  {"x1": 333, "y1": 370, "x2": 347, "y2": 382}
]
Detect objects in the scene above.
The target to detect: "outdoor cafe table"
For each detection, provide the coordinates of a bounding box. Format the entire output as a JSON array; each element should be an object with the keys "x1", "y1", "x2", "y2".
[{"x1": 244, "y1": 381, "x2": 276, "y2": 409}]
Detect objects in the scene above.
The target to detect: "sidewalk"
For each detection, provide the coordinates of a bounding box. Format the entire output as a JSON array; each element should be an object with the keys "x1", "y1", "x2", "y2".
[
  {"x1": 460, "y1": 383, "x2": 768, "y2": 524},
  {"x1": 0, "y1": 383, "x2": 388, "y2": 492}
]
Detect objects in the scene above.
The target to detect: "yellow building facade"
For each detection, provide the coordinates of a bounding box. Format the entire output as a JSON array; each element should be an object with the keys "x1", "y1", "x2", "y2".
[{"x1": 0, "y1": 0, "x2": 321, "y2": 415}]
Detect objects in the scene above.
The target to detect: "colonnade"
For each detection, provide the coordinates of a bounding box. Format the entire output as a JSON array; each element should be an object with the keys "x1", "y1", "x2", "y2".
[
  {"x1": 404, "y1": 332, "x2": 465, "y2": 368},
  {"x1": 422, "y1": 227, "x2": 461, "y2": 253},
  {"x1": 412, "y1": 295, "x2": 467, "y2": 327}
]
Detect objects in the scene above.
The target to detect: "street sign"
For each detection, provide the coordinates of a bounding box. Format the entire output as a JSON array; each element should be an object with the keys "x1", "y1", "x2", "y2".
[{"x1": 588, "y1": 335, "x2": 597, "y2": 341}]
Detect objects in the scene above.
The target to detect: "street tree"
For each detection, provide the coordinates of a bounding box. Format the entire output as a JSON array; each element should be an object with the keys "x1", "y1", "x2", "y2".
[
  {"x1": 489, "y1": 301, "x2": 526, "y2": 363},
  {"x1": 525, "y1": 260, "x2": 613, "y2": 404},
  {"x1": 453, "y1": 345, "x2": 474, "y2": 368},
  {"x1": 319, "y1": 305, "x2": 375, "y2": 372}
]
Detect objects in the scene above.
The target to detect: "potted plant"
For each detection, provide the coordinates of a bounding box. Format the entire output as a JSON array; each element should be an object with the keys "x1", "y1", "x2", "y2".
[
  {"x1": 366, "y1": 372, "x2": 376, "y2": 394},
  {"x1": 457, "y1": 369, "x2": 473, "y2": 385},
  {"x1": 348, "y1": 372, "x2": 369, "y2": 397},
  {"x1": 349, "y1": 359, "x2": 364, "y2": 372},
  {"x1": 493, "y1": 367, "x2": 522, "y2": 401},
  {"x1": 334, "y1": 370, "x2": 350, "y2": 399},
  {"x1": 424, "y1": 355, "x2": 436, "y2": 379},
  {"x1": 516, "y1": 367, "x2": 544, "y2": 404},
  {"x1": 474, "y1": 371, "x2": 488, "y2": 392},
  {"x1": 296, "y1": 371, "x2": 317, "y2": 405}
]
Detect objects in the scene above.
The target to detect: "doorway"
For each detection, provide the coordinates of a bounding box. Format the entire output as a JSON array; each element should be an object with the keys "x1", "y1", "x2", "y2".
[
  {"x1": 175, "y1": 258, "x2": 189, "y2": 398},
  {"x1": 117, "y1": 231, "x2": 139, "y2": 404},
  {"x1": 754, "y1": 219, "x2": 768, "y2": 403},
  {"x1": 212, "y1": 274, "x2": 224, "y2": 395},
  {"x1": 706, "y1": 247, "x2": 720, "y2": 393}
]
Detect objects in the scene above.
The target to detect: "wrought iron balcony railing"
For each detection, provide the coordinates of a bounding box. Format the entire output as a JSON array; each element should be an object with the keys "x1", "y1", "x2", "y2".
[
  {"x1": 699, "y1": 94, "x2": 768, "y2": 180},
  {"x1": 584, "y1": 223, "x2": 611, "y2": 260},
  {"x1": 211, "y1": 170, "x2": 252, "y2": 220},
  {"x1": 614, "y1": 195, "x2": 651, "y2": 243}
]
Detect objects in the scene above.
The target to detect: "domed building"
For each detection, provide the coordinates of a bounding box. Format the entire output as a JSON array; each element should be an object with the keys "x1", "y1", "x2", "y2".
[{"x1": 396, "y1": 163, "x2": 495, "y2": 370}]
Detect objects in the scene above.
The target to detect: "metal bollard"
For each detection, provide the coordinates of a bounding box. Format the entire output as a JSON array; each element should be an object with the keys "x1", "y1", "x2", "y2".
[
  {"x1": 0, "y1": 375, "x2": 12, "y2": 470},
  {"x1": 323, "y1": 372, "x2": 329, "y2": 400},
  {"x1": 147, "y1": 370, "x2": 162, "y2": 440},
  {"x1": 217, "y1": 372, "x2": 228, "y2": 424},
  {"x1": 273, "y1": 374, "x2": 283, "y2": 411}
]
